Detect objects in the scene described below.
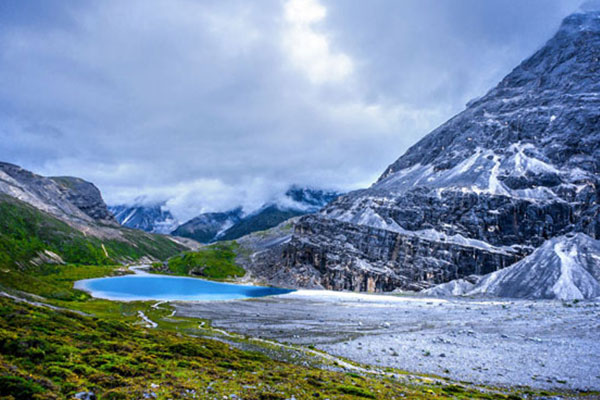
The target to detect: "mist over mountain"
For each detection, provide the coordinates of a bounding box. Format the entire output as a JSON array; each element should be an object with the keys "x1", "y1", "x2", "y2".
[{"x1": 171, "y1": 187, "x2": 341, "y2": 243}]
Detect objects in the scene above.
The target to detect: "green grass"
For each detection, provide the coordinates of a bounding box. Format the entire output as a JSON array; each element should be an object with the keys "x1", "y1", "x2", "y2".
[{"x1": 160, "y1": 242, "x2": 245, "y2": 280}]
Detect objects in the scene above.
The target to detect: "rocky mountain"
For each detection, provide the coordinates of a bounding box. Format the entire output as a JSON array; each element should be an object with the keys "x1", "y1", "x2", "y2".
[
  {"x1": 0, "y1": 162, "x2": 116, "y2": 225},
  {"x1": 51, "y1": 176, "x2": 118, "y2": 223},
  {"x1": 172, "y1": 187, "x2": 340, "y2": 243},
  {"x1": 171, "y1": 208, "x2": 243, "y2": 243},
  {"x1": 252, "y1": 10, "x2": 600, "y2": 292},
  {"x1": 425, "y1": 233, "x2": 600, "y2": 300},
  {"x1": 110, "y1": 202, "x2": 179, "y2": 234},
  {"x1": 470, "y1": 233, "x2": 600, "y2": 300}
]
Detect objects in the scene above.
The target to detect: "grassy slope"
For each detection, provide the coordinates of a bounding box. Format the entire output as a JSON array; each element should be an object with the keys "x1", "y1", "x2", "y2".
[
  {"x1": 0, "y1": 194, "x2": 185, "y2": 268},
  {"x1": 156, "y1": 242, "x2": 245, "y2": 280},
  {"x1": 1, "y1": 296, "x2": 508, "y2": 400}
]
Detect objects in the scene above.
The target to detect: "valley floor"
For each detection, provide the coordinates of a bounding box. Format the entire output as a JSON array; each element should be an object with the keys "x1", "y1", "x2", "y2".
[{"x1": 174, "y1": 291, "x2": 600, "y2": 392}]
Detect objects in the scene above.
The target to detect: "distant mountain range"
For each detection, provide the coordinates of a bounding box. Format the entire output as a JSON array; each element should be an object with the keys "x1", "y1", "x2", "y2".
[
  {"x1": 110, "y1": 186, "x2": 341, "y2": 243},
  {"x1": 171, "y1": 187, "x2": 340, "y2": 243},
  {"x1": 171, "y1": 208, "x2": 243, "y2": 243}
]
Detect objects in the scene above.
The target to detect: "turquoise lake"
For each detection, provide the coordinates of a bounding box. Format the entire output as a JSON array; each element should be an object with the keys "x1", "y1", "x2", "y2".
[{"x1": 74, "y1": 273, "x2": 294, "y2": 301}]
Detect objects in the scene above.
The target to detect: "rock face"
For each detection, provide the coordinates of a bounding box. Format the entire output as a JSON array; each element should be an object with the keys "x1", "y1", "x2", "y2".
[
  {"x1": 261, "y1": 10, "x2": 600, "y2": 292},
  {"x1": 110, "y1": 202, "x2": 178, "y2": 234},
  {"x1": 51, "y1": 176, "x2": 117, "y2": 223},
  {"x1": 425, "y1": 233, "x2": 600, "y2": 300},
  {"x1": 0, "y1": 162, "x2": 115, "y2": 224},
  {"x1": 470, "y1": 233, "x2": 600, "y2": 300},
  {"x1": 173, "y1": 187, "x2": 341, "y2": 243}
]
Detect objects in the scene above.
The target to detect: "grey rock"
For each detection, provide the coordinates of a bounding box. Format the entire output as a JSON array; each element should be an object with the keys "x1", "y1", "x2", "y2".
[
  {"x1": 469, "y1": 233, "x2": 600, "y2": 300},
  {"x1": 51, "y1": 176, "x2": 116, "y2": 223},
  {"x1": 74, "y1": 392, "x2": 96, "y2": 400},
  {"x1": 423, "y1": 279, "x2": 475, "y2": 297},
  {"x1": 0, "y1": 161, "x2": 115, "y2": 224},
  {"x1": 247, "y1": 10, "x2": 600, "y2": 292}
]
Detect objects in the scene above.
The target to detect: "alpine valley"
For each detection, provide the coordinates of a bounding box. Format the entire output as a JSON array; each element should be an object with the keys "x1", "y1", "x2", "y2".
[{"x1": 1, "y1": 5, "x2": 600, "y2": 400}]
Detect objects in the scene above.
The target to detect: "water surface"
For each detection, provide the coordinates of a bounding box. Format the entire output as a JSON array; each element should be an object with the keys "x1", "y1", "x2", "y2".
[{"x1": 74, "y1": 270, "x2": 294, "y2": 301}]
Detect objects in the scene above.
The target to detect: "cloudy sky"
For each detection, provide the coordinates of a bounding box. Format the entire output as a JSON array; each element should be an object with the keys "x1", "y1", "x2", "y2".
[{"x1": 0, "y1": 0, "x2": 579, "y2": 221}]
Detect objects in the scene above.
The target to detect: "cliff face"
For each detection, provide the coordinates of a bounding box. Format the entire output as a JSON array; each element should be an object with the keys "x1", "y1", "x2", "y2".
[
  {"x1": 252, "y1": 11, "x2": 600, "y2": 292},
  {"x1": 51, "y1": 176, "x2": 117, "y2": 223},
  {"x1": 281, "y1": 215, "x2": 523, "y2": 291}
]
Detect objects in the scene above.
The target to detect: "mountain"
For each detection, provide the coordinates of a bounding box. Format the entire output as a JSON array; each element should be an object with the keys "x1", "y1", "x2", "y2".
[
  {"x1": 0, "y1": 161, "x2": 117, "y2": 226},
  {"x1": 172, "y1": 187, "x2": 341, "y2": 243},
  {"x1": 249, "y1": 10, "x2": 600, "y2": 292},
  {"x1": 469, "y1": 233, "x2": 600, "y2": 300},
  {"x1": 0, "y1": 162, "x2": 189, "y2": 267},
  {"x1": 218, "y1": 205, "x2": 303, "y2": 241},
  {"x1": 425, "y1": 233, "x2": 600, "y2": 300},
  {"x1": 110, "y1": 202, "x2": 179, "y2": 234},
  {"x1": 171, "y1": 208, "x2": 243, "y2": 243},
  {"x1": 284, "y1": 186, "x2": 341, "y2": 212}
]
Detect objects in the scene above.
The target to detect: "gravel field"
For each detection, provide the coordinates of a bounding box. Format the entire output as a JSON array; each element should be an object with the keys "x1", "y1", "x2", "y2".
[{"x1": 174, "y1": 291, "x2": 600, "y2": 391}]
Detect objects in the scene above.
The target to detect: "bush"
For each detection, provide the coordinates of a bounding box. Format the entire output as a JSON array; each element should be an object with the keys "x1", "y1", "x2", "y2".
[{"x1": 0, "y1": 376, "x2": 44, "y2": 400}]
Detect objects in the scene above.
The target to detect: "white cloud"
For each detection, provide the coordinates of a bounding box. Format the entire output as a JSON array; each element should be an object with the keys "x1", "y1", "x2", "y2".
[{"x1": 282, "y1": 0, "x2": 353, "y2": 84}]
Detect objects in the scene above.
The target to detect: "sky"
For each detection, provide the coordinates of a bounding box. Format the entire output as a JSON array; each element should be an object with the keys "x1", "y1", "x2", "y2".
[{"x1": 0, "y1": 0, "x2": 580, "y2": 221}]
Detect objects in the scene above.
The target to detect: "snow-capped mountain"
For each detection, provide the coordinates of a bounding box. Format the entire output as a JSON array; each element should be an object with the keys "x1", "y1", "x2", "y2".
[
  {"x1": 171, "y1": 208, "x2": 243, "y2": 243},
  {"x1": 257, "y1": 10, "x2": 600, "y2": 292},
  {"x1": 284, "y1": 186, "x2": 341, "y2": 212},
  {"x1": 172, "y1": 187, "x2": 341, "y2": 243},
  {"x1": 109, "y1": 202, "x2": 178, "y2": 234}
]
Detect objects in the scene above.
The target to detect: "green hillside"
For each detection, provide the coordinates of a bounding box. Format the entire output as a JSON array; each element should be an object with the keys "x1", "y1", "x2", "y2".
[{"x1": 0, "y1": 194, "x2": 185, "y2": 269}]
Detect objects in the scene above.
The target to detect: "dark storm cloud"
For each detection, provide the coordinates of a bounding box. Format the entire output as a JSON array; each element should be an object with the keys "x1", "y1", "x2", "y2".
[{"x1": 0, "y1": 0, "x2": 578, "y2": 220}]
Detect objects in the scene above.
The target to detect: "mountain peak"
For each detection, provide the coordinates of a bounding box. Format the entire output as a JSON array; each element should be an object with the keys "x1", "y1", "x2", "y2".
[{"x1": 558, "y1": 9, "x2": 600, "y2": 35}]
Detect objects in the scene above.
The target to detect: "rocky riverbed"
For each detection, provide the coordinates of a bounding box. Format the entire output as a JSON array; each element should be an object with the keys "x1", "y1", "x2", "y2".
[{"x1": 174, "y1": 291, "x2": 600, "y2": 392}]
